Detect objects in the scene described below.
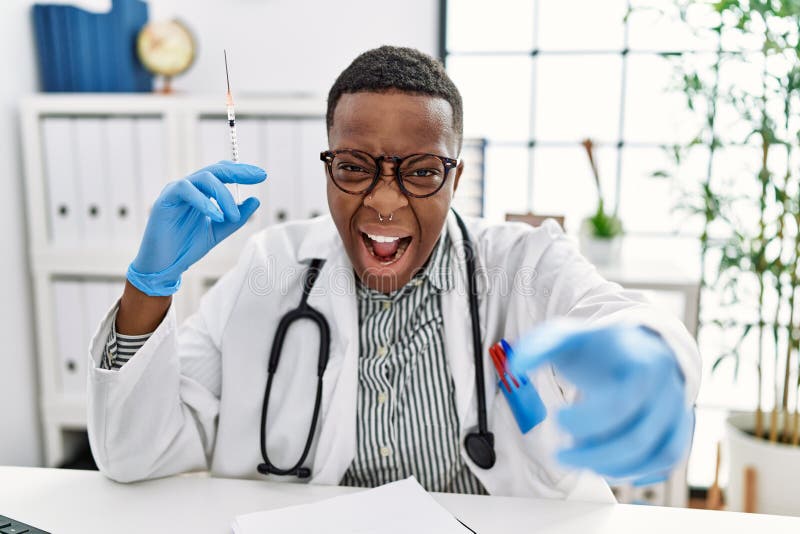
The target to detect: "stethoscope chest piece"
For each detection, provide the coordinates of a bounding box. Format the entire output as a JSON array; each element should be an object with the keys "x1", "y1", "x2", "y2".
[{"x1": 464, "y1": 431, "x2": 496, "y2": 469}]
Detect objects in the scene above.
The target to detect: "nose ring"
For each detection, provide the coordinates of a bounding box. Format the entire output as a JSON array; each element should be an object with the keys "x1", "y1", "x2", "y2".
[{"x1": 378, "y1": 212, "x2": 393, "y2": 223}]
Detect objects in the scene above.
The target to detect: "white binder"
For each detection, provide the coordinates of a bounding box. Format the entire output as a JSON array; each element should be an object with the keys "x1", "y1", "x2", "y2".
[
  {"x1": 263, "y1": 119, "x2": 300, "y2": 224},
  {"x1": 254, "y1": 119, "x2": 272, "y2": 229},
  {"x1": 83, "y1": 279, "x2": 115, "y2": 345},
  {"x1": 106, "y1": 279, "x2": 125, "y2": 311},
  {"x1": 41, "y1": 118, "x2": 82, "y2": 246},
  {"x1": 105, "y1": 117, "x2": 142, "y2": 245},
  {"x1": 197, "y1": 117, "x2": 229, "y2": 166},
  {"x1": 233, "y1": 118, "x2": 264, "y2": 229},
  {"x1": 52, "y1": 279, "x2": 88, "y2": 396},
  {"x1": 74, "y1": 118, "x2": 112, "y2": 245},
  {"x1": 298, "y1": 119, "x2": 328, "y2": 219},
  {"x1": 135, "y1": 117, "x2": 168, "y2": 219}
]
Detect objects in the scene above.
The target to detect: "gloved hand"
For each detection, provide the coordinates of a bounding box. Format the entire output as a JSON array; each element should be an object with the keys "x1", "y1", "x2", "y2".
[
  {"x1": 127, "y1": 161, "x2": 267, "y2": 296},
  {"x1": 509, "y1": 320, "x2": 694, "y2": 485}
]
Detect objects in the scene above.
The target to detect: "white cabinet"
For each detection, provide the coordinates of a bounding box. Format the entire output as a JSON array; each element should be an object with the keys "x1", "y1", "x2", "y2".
[{"x1": 20, "y1": 94, "x2": 326, "y2": 466}]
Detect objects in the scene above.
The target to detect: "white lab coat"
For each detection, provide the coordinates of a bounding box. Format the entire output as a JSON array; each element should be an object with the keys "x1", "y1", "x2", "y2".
[{"x1": 87, "y1": 212, "x2": 700, "y2": 502}]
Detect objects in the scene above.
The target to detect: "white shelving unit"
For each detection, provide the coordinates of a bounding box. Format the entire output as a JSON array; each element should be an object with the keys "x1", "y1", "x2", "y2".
[{"x1": 20, "y1": 94, "x2": 327, "y2": 466}]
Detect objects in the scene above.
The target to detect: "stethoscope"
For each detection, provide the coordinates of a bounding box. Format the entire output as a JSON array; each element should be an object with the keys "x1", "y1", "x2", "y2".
[{"x1": 257, "y1": 209, "x2": 496, "y2": 479}]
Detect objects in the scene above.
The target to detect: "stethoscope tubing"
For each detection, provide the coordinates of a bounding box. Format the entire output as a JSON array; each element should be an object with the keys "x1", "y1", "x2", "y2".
[{"x1": 257, "y1": 211, "x2": 495, "y2": 477}]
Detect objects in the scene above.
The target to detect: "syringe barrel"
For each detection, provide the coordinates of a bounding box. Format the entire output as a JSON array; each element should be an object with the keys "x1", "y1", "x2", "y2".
[{"x1": 229, "y1": 124, "x2": 239, "y2": 163}]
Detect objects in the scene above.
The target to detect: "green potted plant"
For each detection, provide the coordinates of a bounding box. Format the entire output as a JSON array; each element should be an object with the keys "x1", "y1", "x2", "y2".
[
  {"x1": 653, "y1": 0, "x2": 800, "y2": 515},
  {"x1": 579, "y1": 138, "x2": 623, "y2": 265}
]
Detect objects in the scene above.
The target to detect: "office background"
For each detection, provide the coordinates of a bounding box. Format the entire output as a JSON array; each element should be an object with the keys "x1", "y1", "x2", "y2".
[
  {"x1": 3, "y1": 0, "x2": 798, "y2": 513},
  {"x1": 0, "y1": 0, "x2": 440, "y2": 468}
]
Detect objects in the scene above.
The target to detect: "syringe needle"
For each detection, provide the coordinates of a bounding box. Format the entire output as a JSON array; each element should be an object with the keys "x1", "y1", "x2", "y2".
[{"x1": 224, "y1": 49, "x2": 231, "y2": 94}]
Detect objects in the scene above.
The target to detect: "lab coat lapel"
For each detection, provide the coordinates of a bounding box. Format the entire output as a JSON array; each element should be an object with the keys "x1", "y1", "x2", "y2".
[{"x1": 298, "y1": 218, "x2": 359, "y2": 485}]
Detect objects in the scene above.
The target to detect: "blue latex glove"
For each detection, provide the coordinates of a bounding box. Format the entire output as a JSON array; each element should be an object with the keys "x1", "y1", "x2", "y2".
[
  {"x1": 510, "y1": 320, "x2": 694, "y2": 485},
  {"x1": 127, "y1": 161, "x2": 267, "y2": 296}
]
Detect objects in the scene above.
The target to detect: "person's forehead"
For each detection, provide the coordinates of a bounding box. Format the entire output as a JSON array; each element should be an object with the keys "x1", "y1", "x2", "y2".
[{"x1": 330, "y1": 91, "x2": 457, "y2": 154}]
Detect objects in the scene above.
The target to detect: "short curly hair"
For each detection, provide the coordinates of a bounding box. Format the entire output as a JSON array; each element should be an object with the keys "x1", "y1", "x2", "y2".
[{"x1": 326, "y1": 46, "x2": 463, "y2": 148}]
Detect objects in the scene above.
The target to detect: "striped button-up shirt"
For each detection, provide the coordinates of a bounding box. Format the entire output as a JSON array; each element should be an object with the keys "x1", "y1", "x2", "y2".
[
  {"x1": 101, "y1": 226, "x2": 486, "y2": 494},
  {"x1": 339, "y1": 227, "x2": 485, "y2": 494}
]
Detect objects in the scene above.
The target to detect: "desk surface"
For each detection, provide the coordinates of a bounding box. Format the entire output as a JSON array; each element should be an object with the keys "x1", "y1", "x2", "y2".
[{"x1": 2, "y1": 467, "x2": 798, "y2": 533}]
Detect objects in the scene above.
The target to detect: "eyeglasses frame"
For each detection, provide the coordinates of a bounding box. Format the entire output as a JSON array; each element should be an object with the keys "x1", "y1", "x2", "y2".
[{"x1": 319, "y1": 149, "x2": 459, "y2": 199}]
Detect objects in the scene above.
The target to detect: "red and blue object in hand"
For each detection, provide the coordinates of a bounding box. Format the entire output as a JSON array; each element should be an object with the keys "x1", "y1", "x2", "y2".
[{"x1": 490, "y1": 339, "x2": 547, "y2": 434}]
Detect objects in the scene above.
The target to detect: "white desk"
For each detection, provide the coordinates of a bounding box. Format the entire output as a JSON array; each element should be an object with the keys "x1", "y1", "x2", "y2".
[{"x1": 1, "y1": 467, "x2": 798, "y2": 533}]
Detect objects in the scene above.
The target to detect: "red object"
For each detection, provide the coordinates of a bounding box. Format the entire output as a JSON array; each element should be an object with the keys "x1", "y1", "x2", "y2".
[{"x1": 489, "y1": 342, "x2": 520, "y2": 392}]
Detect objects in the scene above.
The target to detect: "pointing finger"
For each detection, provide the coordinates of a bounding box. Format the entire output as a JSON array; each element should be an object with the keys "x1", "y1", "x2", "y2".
[{"x1": 508, "y1": 319, "x2": 591, "y2": 376}]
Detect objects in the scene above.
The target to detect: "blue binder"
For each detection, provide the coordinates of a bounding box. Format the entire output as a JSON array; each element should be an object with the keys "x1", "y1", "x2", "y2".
[{"x1": 32, "y1": 0, "x2": 153, "y2": 92}]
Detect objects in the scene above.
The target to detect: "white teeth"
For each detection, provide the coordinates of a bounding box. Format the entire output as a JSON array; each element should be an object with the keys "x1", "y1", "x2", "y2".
[{"x1": 367, "y1": 233, "x2": 400, "y2": 243}]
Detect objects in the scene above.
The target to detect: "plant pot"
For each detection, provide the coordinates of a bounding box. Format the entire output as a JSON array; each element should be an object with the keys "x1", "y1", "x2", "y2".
[
  {"x1": 725, "y1": 411, "x2": 800, "y2": 516},
  {"x1": 578, "y1": 219, "x2": 621, "y2": 266}
]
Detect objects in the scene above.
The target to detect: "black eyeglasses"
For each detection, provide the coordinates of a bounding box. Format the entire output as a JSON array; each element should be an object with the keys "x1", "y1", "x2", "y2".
[{"x1": 320, "y1": 149, "x2": 459, "y2": 198}]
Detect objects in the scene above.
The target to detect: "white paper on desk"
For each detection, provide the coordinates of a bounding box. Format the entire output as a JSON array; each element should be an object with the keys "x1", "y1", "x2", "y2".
[{"x1": 231, "y1": 477, "x2": 471, "y2": 534}]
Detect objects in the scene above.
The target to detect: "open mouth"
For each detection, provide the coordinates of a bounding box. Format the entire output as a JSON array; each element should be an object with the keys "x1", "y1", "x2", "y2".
[{"x1": 361, "y1": 232, "x2": 413, "y2": 265}]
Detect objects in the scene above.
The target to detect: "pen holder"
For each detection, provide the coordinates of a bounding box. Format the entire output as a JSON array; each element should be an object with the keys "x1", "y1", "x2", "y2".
[
  {"x1": 494, "y1": 339, "x2": 547, "y2": 434},
  {"x1": 498, "y1": 373, "x2": 547, "y2": 434}
]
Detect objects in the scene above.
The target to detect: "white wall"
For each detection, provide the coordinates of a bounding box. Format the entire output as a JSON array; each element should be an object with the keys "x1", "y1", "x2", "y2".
[
  {"x1": 150, "y1": 0, "x2": 439, "y2": 94},
  {"x1": 0, "y1": 0, "x2": 42, "y2": 466},
  {"x1": 0, "y1": 0, "x2": 438, "y2": 466}
]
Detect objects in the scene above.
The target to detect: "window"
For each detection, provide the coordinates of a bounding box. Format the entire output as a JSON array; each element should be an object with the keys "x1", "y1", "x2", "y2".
[{"x1": 442, "y1": 0, "x2": 766, "y2": 489}]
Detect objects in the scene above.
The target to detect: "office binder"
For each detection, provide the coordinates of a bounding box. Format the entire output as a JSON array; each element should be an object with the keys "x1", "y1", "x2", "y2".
[
  {"x1": 254, "y1": 119, "x2": 272, "y2": 229},
  {"x1": 94, "y1": 6, "x2": 113, "y2": 92},
  {"x1": 114, "y1": 0, "x2": 152, "y2": 92},
  {"x1": 71, "y1": 7, "x2": 92, "y2": 92},
  {"x1": 106, "y1": 117, "x2": 142, "y2": 244},
  {"x1": 233, "y1": 118, "x2": 262, "y2": 168},
  {"x1": 42, "y1": 117, "x2": 82, "y2": 246},
  {"x1": 74, "y1": 118, "x2": 111, "y2": 245},
  {"x1": 134, "y1": 117, "x2": 167, "y2": 219},
  {"x1": 106, "y1": 279, "x2": 126, "y2": 309},
  {"x1": 83, "y1": 280, "x2": 116, "y2": 354},
  {"x1": 49, "y1": 7, "x2": 69, "y2": 90},
  {"x1": 298, "y1": 119, "x2": 328, "y2": 220},
  {"x1": 32, "y1": 6, "x2": 55, "y2": 91},
  {"x1": 263, "y1": 119, "x2": 300, "y2": 224},
  {"x1": 233, "y1": 118, "x2": 262, "y2": 229},
  {"x1": 52, "y1": 280, "x2": 88, "y2": 396},
  {"x1": 197, "y1": 117, "x2": 229, "y2": 166},
  {"x1": 32, "y1": 0, "x2": 152, "y2": 92}
]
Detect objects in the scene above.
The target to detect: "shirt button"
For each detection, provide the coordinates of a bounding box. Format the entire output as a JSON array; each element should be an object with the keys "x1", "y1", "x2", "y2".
[
  {"x1": 382, "y1": 301, "x2": 392, "y2": 311},
  {"x1": 413, "y1": 278, "x2": 424, "y2": 287},
  {"x1": 378, "y1": 392, "x2": 387, "y2": 404},
  {"x1": 380, "y1": 446, "x2": 392, "y2": 457},
  {"x1": 377, "y1": 346, "x2": 388, "y2": 357}
]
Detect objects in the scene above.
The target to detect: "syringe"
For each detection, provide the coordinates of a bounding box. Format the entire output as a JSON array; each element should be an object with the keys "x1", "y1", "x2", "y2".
[{"x1": 224, "y1": 49, "x2": 241, "y2": 204}]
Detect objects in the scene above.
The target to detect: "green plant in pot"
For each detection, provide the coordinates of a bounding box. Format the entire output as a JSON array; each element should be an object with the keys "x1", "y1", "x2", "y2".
[
  {"x1": 651, "y1": 0, "x2": 800, "y2": 515},
  {"x1": 579, "y1": 138, "x2": 623, "y2": 265}
]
